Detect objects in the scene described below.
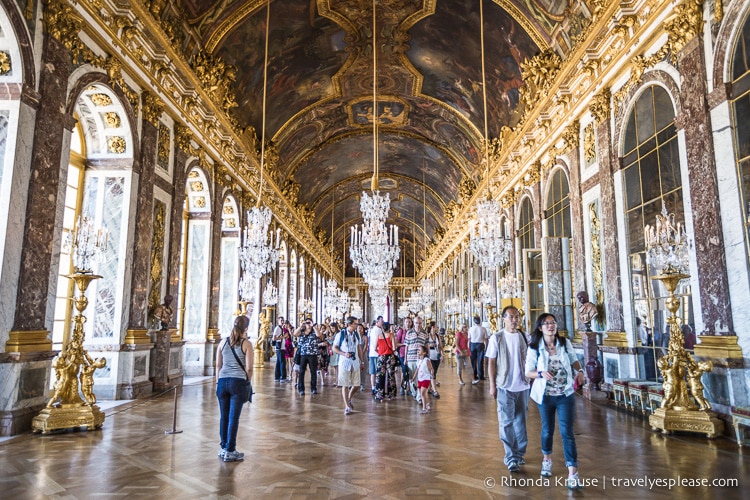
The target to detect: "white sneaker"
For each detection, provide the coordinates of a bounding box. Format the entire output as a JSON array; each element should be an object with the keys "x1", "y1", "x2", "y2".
[
  {"x1": 223, "y1": 450, "x2": 245, "y2": 462},
  {"x1": 217, "y1": 448, "x2": 226, "y2": 459},
  {"x1": 566, "y1": 473, "x2": 582, "y2": 489},
  {"x1": 541, "y1": 459, "x2": 552, "y2": 477}
]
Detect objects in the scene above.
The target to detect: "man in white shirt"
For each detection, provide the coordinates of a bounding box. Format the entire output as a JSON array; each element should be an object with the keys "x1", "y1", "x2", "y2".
[
  {"x1": 468, "y1": 316, "x2": 487, "y2": 383},
  {"x1": 486, "y1": 306, "x2": 530, "y2": 473},
  {"x1": 332, "y1": 316, "x2": 364, "y2": 415},
  {"x1": 368, "y1": 316, "x2": 384, "y2": 394}
]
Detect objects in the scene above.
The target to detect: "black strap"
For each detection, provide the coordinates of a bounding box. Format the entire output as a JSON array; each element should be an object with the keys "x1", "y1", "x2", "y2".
[{"x1": 227, "y1": 338, "x2": 249, "y2": 381}]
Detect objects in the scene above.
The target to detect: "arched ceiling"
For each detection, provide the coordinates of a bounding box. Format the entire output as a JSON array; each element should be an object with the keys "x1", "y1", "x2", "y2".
[{"x1": 180, "y1": 0, "x2": 567, "y2": 277}]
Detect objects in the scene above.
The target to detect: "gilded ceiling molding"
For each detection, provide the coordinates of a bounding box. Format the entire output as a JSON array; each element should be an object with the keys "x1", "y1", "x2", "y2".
[
  {"x1": 493, "y1": 0, "x2": 550, "y2": 51},
  {"x1": 69, "y1": 0, "x2": 334, "y2": 276},
  {"x1": 175, "y1": 124, "x2": 193, "y2": 154}
]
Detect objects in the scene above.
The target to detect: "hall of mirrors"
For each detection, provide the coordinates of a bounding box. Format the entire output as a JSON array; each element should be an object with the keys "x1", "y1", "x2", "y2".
[{"x1": 0, "y1": 0, "x2": 749, "y2": 449}]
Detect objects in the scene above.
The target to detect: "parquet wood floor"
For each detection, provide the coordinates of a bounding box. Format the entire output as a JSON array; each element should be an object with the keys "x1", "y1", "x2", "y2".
[{"x1": 0, "y1": 362, "x2": 746, "y2": 499}]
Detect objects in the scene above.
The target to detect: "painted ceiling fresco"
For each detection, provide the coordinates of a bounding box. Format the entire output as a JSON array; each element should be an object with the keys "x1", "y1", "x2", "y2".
[{"x1": 180, "y1": 0, "x2": 580, "y2": 276}]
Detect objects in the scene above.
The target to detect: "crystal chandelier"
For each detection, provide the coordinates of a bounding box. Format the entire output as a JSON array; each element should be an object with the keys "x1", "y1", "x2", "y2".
[
  {"x1": 443, "y1": 296, "x2": 459, "y2": 315},
  {"x1": 645, "y1": 202, "x2": 689, "y2": 275},
  {"x1": 65, "y1": 214, "x2": 108, "y2": 274},
  {"x1": 397, "y1": 300, "x2": 411, "y2": 318},
  {"x1": 469, "y1": 199, "x2": 513, "y2": 269},
  {"x1": 499, "y1": 273, "x2": 520, "y2": 298},
  {"x1": 262, "y1": 279, "x2": 278, "y2": 306},
  {"x1": 350, "y1": 302, "x2": 363, "y2": 320},
  {"x1": 478, "y1": 279, "x2": 495, "y2": 304},
  {"x1": 239, "y1": 206, "x2": 279, "y2": 280},
  {"x1": 298, "y1": 297, "x2": 313, "y2": 315},
  {"x1": 350, "y1": 194, "x2": 399, "y2": 287},
  {"x1": 348, "y1": 0, "x2": 399, "y2": 289},
  {"x1": 469, "y1": 0, "x2": 513, "y2": 271}
]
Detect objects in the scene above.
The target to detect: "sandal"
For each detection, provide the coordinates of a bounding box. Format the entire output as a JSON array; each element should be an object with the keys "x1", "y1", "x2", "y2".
[{"x1": 420, "y1": 409, "x2": 429, "y2": 414}]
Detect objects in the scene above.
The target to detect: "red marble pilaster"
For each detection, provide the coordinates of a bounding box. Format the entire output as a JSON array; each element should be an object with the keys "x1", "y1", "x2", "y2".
[
  {"x1": 166, "y1": 149, "x2": 189, "y2": 298},
  {"x1": 12, "y1": 35, "x2": 73, "y2": 331},
  {"x1": 127, "y1": 118, "x2": 158, "y2": 328},
  {"x1": 566, "y1": 152, "x2": 587, "y2": 309},
  {"x1": 596, "y1": 115, "x2": 624, "y2": 332},
  {"x1": 207, "y1": 189, "x2": 223, "y2": 334},
  {"x1": 675, "y1": 36, "x2": 734, "y2": 335}
]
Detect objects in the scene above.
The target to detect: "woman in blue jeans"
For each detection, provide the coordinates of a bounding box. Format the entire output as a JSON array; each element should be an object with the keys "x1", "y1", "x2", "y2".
[
  {"x1": 215, "y1": 314, "x2": 253, "y2": 462},
  {"x1": 525, "y1": 313, "x2": 585, "y2": 489}
]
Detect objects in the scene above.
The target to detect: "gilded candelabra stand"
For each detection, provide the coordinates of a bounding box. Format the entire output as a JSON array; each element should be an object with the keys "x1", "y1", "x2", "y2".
[
  {"x1": 255, "y1": 306, "x2": 274, "y2": 368},
  {"x1": 33, "y1": 272, "x2": 106, "y2": 433},
  {"x1": 485, "y1": 304, "x2": 499, "y2": 333},
  {"x1": 645, "y1": 203, "x2": 723, "y2": 437}
]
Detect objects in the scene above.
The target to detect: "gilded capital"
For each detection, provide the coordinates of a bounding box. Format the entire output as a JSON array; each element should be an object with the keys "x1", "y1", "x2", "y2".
[
  {"x1": 589, "y1": 88, "x2": 611, "y2": 124},
  {"x1": 142, "y1": 92, "x2": 164, "y2": 127},
  {"x1": 562, "y1": 120, "x2": 580, "y2": 151},
  {"x1": 665, "y1": 0, "x2": 704, "y2": 56},
  {"x1": 175, "y1": 124, "x2": 193, "y2": 154}
]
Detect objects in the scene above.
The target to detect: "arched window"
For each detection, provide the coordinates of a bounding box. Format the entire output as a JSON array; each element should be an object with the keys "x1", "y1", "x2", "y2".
[
  {"x1": 278, "y1": 241, "x2": 288, "y2": 321},
  {"x1": 218, "y1": 195, "x2": 240, "y2": 335},
  {"x1": 622, "y1": 85, "x2": 691, "y2": 380},
  {"x1": 730, "y1": 12, "x2": 750, "y2": 263},
  {"x1": 518, "y1": 197, "x2": 535, "y2": 250},
  {"x1": 545, "y1": 169, "x2": 571, "y2": 238}
]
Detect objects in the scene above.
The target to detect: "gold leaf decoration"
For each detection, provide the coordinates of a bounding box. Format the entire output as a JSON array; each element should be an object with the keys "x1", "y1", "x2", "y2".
[
  {"x1": 0, "y1": 51, "x2": 11, "y2": 75},
  {"x1": 107, "y1": 136, "x2": 126, "y2": 154},
  {"x1": 91, "y1": 93, "x2": 113, "y2": 106},
  {"x1": 104, "y1": 112, "x2": 120, "y2": 128}
]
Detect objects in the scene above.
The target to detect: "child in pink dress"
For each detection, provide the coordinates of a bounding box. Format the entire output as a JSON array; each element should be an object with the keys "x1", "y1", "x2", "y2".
[{"x1": 412, "y1": 345, "x2": 434, "y2": 414}]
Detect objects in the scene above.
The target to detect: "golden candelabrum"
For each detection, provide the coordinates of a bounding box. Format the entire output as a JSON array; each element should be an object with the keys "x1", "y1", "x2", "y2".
[
  {"x1": 33, "y1": 272, "x2": 106, "y2": 433},
  {"x1": 485, "y1": 304, "x2": 499, "y2": 333},
  {"x1": 648, "y1": 272, "x2": 723, "y2": 437},
  {"x1": 255, "y1": 306, "x2": 273, "y2": 368},
  {"x1": 235, "y1": 300, "x2": 251, "y2": 317}
]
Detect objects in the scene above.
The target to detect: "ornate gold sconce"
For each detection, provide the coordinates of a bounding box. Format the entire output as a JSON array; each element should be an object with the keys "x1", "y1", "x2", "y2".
[
  {"x1": 646, "y1": 204, "x2": 723, "y2": 438},
  {"x1": 33, "y1": 216, "x2": 108, "y2": 433}
]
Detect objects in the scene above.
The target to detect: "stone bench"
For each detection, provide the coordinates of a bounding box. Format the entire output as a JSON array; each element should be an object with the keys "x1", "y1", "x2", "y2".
[
  {"x1": 628, "y1": 381, "x2": 661, "y2": 414},
  {"x1": 612, "y1": 378, "x2": 640, "y2": 409},
  {"x1": 647, "y1": 384, "x2": 664, "y2": 413},
  {"x1": 731, "y1": 406, "x2": 750, "y2": 447}
]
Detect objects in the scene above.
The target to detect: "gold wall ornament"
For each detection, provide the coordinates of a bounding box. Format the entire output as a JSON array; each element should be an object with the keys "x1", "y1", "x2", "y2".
[
  {"x1": 141, "y1": 91, "x2": 164, "y2": 126},
  {"x1": 175, "y1": 124, "x2": 193, "y2": 154},
  {"x1": 44, "y1": 0, "x2": 105, "y2": 67},
  {"x1": 190, "y1": 181, "x2": 204, "y2": 192},
  {"x1": 583, "y1": 123, "x2": 596, "y2": 163},
  {"x1": 523, "y1": 161, "x2": 542, "y2": 187},
  {"x1": 589, "y1": 87, "x2": 611, "y2": 124},
  {"x1": 91, "y1": 93, "x2": 113, "y2": 107},
  {"x1": 148, "y1": 201, "x2": 166, "y2": 317},
  {"x1": 32, "y1": 272, "x2": 106, "y2": 434},
  {"x1": 194, "y1": 196, "x2": 206, "y2": 208},
  {"x1": 0, "y1": 51, "x2": 11, "y2": 75},
  {"x1": 519, "y1": 49, "x2": 563, "y2": 114},
  {"x1": 157, "y1": 124, "x2": 170, "y2": 169},
  {"x1": 458, "y1": 176, "x2": 476, "y2": 204},
  {"x1": 612, "y1": 14, "x2": 639, "y2": 40},
  {"x1": 444, "y1": 200, "x2": 461, "y2": 226},
  {"x1": 500, "y1": 190, "x2": 516, "y2": 208},
  {"x1": 588, "y1": 201, "x2": 605, "y2": 318},
  {"x1": 104, "y1": 112, "x2": 121, "y2": 128},
  {"x1": 715, "y1": 0, "x2": 723, "y2": 21},
  {"x1": 664, "y1": 0, "x2": 704, "y2": 57},
  {"x1": 562, "y1": 120, "x2": 580, "y2": 151},
  {"x1": 190, "y1": 50, "x2": 239, "y2": 115},
  {"x1": 107, "y1": 136, "x2": 126, "y2": 153}
]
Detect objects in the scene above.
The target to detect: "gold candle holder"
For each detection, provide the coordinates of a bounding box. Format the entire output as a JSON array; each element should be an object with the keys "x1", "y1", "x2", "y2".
[
  {"x1": 33, "y1": 272, "x2": 106, "y2": 434},
  {"x1": 648, "y1": 272, "x2": 723, "y2": 438}
]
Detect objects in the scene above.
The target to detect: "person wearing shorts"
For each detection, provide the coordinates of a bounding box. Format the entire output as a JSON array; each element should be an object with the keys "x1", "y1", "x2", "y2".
[{"x1": 332, "y1": 317, "x2": 364, "y2": 415}]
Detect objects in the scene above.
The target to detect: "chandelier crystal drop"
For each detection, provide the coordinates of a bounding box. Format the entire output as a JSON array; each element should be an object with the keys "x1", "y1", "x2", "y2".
[
  {"x1": 499, "y1": 273, "x2": 520, "y2": 299},
  {"x1": 469, "y1": 198, "x2": 512, "y2": 269},
  {"x1": 478, "y1": 279, "x2": 495, "y2": 304},
  {"x1": 65, "y1": 214, "x2": 109, "y2": 274},
  {"x1": 262, "y1": 279, "x2": 278, "y2": 306},
  {"x1": 644, "y1": 202, "x2": 689, "y2": 275},
  {"x1": 349, "y1": 191, "x2": 400, "y2": 287}
]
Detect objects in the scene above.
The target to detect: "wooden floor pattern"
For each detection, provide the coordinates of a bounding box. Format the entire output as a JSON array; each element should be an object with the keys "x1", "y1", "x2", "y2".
[{"x1": 0, "y1": 362, "x2": 747, "y2": 499}]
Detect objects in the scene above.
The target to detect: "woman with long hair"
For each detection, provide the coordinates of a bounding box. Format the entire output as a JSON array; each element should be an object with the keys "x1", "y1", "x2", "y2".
[
  {"x1": 426, "y1": 321, "x2": 443, "y2": 396},
  {"x1": 525, "y1": 313, "x2": 585, "y2": 488},
  {"x1": 215, "y1": 314, "x2": 253, "y2": 462},
  {"x1": 374, "y1": 322, "x2": 398, "y2": 401}
]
